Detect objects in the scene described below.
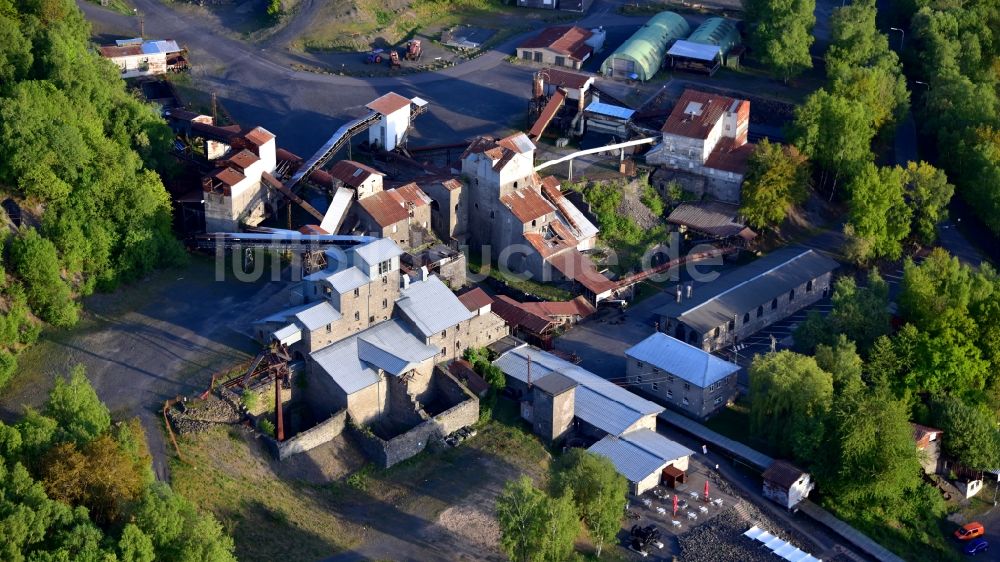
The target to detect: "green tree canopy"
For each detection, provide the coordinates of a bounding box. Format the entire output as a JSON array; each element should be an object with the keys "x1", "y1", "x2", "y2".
[
  {"x1": 496, "y1": 476, "x2": 578, "y2": 562},
  {"x1": 844, "y1": 163, "x2": 911, "y2": 263},
  {"x1": 794, "y1": 272, "x2": 890, "y2": 354},
  {"x1": 903, "y1": 161, "x2": 954, "y2": 244},
  {"x1": 790, "y1": 89, "x2": 874, "y2": 191},
  {"x1": 44, "y1": 365, "x2": 111, "y2": 446},
  {"x1": 744, "y1": 0, "x2": 816, "y2": 80},
  {"x1": 552, "y1": 449, "x2": 627, "y2": 558},
  {"x1": 739, "y1": 139, "x2": 811, "y2": 230},
  {"x1": 932, "y1": 396, "x2": 1000, "y2": 470},
  {"x1": 749, "y1": 351, "x2": 833, "y2": 461}
]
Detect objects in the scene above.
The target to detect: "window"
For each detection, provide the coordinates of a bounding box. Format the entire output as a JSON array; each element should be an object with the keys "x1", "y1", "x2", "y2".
[
  {"x1": 743, "y1": 312, "x2": 750, "y2": 324},
  {"x1": 382, "y1": 298, "x2": 388, "y2": 309},
  {"x1": 714, "y1": 396, "x2": 723, "y2": 405},
  {"x1": 666, "y1": 389, "x2": 673, "y2": 399},
  {"x1": 555, "y1": 56, "x2": 565, "y2": 66},
  {"x1": 441, "y1": 347, "x2": 447, "y2": 356},
  {"x1": 369, "y1": 316, "x2": 375, "y2": 323},
  {"x1": 667, "y1": 375, "x2": 674, "y2": 384},
  {"x1": 533, "y1": 51, "x2": 542, "y2": 62},
  {"x1": 382, "y1": 276, "x2": 387, "y2": 284},
  {"x1": 757, "y1": 305, "x2": 763, "y2": 318},
  {"x1": 490, "y1": 210, "x2": 495, "y2": 219},
  {"x1": 442, "y1": 329, "x2": 447, "y2": 338},
  {"x1": 806, "y1": 279, "x2": 814, "y2": 292},
  {"x1": 652, "y1": 381, "x2": 659, "y2": 391},
  {"x1": 531, "y1": 219, "x2": 537, "y2": 227},
  {"x1": 456, "y1": 341, "x2": 461, "y2": 349},
  {"x1": 789, "y1": 289, "x2": 795, "y2": 301},
  {"x1": 354, "y1": 288, "x2": 360, "y2": 297},
  {"x1": 636, "y1": 375, "x2": 643, "y2": 383},
  {"x1": 326, "y1": 324, "x2": 332, "y2": 333},
  {"x1": 728, "y1": 320, "x2": 735, "y2": 331},
  {"x1": 354, "y1": 311, "x2": 360, "y2": 321},
  {"x1": 682, "y1": 397, "x2": 690, "y2": 406},
  {"x1": 771, "y1": 298, "x2": 778, "y2": 310},
  {"x1": 522, "y1": 50, "x2": 532, "y2": 60},
  {"x1": 683, "y1": 382, "x2": 690, "y2": 391},
  {"x1": 377, "y1": 259, "x2": 391, "y2": 275},
  {"x1": 514, "y1": 181, "x2": 518, "y2": 188},
  {"x1": 636, "y1": 361, "x2": 644, "y2": 369}
]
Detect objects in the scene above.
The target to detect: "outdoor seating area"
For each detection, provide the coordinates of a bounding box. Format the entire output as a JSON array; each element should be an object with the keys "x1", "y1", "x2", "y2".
[{"x1": 625, "y1": 462, "x2": 738, "y2": 537}]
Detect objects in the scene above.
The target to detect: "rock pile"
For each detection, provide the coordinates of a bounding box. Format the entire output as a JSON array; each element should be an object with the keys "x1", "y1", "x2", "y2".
[
  {"x1": 167, "y1": 393, "x2": 243, "y2": 435},
  {"x1": 678, "y1": 502, "x2": 821, "y2": 562}
]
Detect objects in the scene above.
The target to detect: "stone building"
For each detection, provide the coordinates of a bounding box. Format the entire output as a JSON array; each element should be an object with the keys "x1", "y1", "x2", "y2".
[
  {"x1": 98, "y1": 39, "x2": 186, "y2": 78},
  {"x1": 201, "y1": 126, "x2": 279, "y2": 232},
  {"x1": 656, "y1": 247, "x2": 839, "y2": 352},
  {"x1": 516, "y1": 26, "x2": 594, "y2": 69},
  {"x1": 494, "y1": 344, "x2": 694, "y2": 495},
  {"x1": 645, "y1": 88, "x2": 754, "y2": 203},
  {"x1": 328, "y1": 160, "x2": 384, "y2": 200},
  {"x1": 762, "y1": 460, "x2": 814, "y2": 510},
  {"x1": 625, "y1": 332, "x2": 741, "y2": 419},
  {"x1": 356, "y1": 182, "x2": 433, "y2": 248},
  {"x1": 420, "y1": 178, "x2": 467, "y2": 242}
]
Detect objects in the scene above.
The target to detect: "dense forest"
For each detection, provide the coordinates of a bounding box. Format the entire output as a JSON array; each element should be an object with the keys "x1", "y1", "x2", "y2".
[
  {"x1": 0, "y1": 0, "x2": 184, "y2": 389},
  {"x1": 0, "y1": 367, "x2": 235, "y2": 561}
]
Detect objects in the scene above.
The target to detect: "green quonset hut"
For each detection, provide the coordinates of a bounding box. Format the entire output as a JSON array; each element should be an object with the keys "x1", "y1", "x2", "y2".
[
  {"x1": 600, "y1": 11, "x2": 690, "y2": 81},
  {"x1": 688, "y1": 17, "x2": 741, "y2": 57}
]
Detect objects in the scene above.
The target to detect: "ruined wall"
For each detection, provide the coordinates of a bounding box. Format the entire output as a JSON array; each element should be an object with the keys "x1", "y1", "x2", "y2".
[
  {"x1": 437, "y1": 254, "x2": 468, "y2": 289},
  {"x1": 388, "y1": 372, "x2": 429, "y2": 427},
  {"x1": 350, "y1": 396, "x2": 479, "y2": 468},
  {"x1": 275, "y1": 409, "x2": 347, "y2": 460}
]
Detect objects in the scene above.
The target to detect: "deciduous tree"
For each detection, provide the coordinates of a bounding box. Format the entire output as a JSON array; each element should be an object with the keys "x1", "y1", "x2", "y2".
[
  {"x1": 903, "y1": 161, "x2": 954, "y2": 244},
  {"x1": 740, "y1": 139, "x2": 810, "y2": 230},
  {"x1": 744, "y1": 0, "x2": 815, "y2": 80},
  {"x1": 844, "y1": 163, "x2": 911, "y2": 262},
  {"x1": 552, "y1": 450, "x2": 627, "y2": 558}
]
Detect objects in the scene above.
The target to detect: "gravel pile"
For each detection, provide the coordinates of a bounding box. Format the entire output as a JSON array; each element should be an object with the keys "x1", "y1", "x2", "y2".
[
  {"x1": 616, "y1": 179, "x2": 662, "y2": 230},
  {"x1": 167, "y1": 394, "x2": 243, "y2": 434},
  {"x1": 429, "y1": 504, "x2": 500, "y2": 553},
  {"x1": 678, "y1": 501, "x2": 821, "y2": 562}
]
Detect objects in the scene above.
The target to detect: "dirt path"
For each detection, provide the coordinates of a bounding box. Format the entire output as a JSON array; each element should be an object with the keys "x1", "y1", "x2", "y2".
[{"x1": 0, "y1": 257, "x2": 282, "y2": 480}]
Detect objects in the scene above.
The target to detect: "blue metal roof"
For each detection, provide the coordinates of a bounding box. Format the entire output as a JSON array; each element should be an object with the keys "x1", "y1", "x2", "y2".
[
  {"x1": 397, "y1": 276, "x2": 474, "y2": 338},
  {"x1": 625, "y1": 332, "x2": 739, "y2": 388},
  {"x1": 584, "y1": 100, "x2": 635, "y2": 120}
]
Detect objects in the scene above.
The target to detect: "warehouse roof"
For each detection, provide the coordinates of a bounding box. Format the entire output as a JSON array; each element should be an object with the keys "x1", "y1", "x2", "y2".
[
  {"x1": 655, "y1": 248, "x2": 840, "y2": 333},
  {"x1": 366, "y1": 92, "x2": 412, "y2": 115},
  {"x1": 397, "y1": 276, "x2": 474, "y2": 338},
  {"x1": 359, "y1": 183, "x2": 431, "y2": 227},
  {"x1": 311, "y1": 319, "x2": 438, "y2": 395},
  {"x1": 589, "y1": 428, "x2": 693, "y2": 483},
  {"x1": 667, "y1": 200, "x2": 755, "y2": 239},
  {"x1": 501, "y1": 187, "x2": 556, "y2": 223},
  {"x1": 458, "y1": 288, "x2": 493, "y2": 312},
  {"x1": 542, "y1": 68, "x2": 594, "y2": 90},
  {"x1": 626, "y1": 332, "x2": 740, "y2": 388},
  {"x1": 666, "y1": 39, "x2": 721, "y2": 62},
  {"x1": 494, "y1": 345, "x2": 662, "y2": 436},
  {"x1": 329, "y1": 160, "x2": 383, "y2": 188}
]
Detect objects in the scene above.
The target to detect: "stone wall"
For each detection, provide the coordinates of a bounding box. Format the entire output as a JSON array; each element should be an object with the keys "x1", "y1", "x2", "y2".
[
  {"x1": 349, "y1": 390, "x2": 479, "y2": 468},
  {"x1": 437, "y1": 253, "x2": 467, "y2": 289},
  {"x1": 274, "y1": 409, "x2": 347, "y2": 460}
]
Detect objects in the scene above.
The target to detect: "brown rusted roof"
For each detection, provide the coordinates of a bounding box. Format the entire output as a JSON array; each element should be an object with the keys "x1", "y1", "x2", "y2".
[
  {"x1": 492, "y1": 295, "x2": 556, "y2": 334},
  {"x1": 308, "y1": 169, "x2": 334, "y2": 188},
  {"x1": 99, "y1": 45, "x2": 142, "y2": 58},
  {"x1": 540, "y1": 175, "x2": 561, "y2": 191},
  {"x1": 762, "y1": 460, "x2": 807, "y2": 489},
  {"x1": 329, "y1": 160, "x2": 384, "y2": 187},
  {"x1": 298, "y1": 225, "x2": 329, "y2": 235},
  {"x1": 501, "y1": 187, "x2": 555, "y2": 224},
  {"x1": 520, "y1": 296, "x2": 596, "y2": 318},
  {"x1": 548, "y1": 250, "x2": 615, "y2": 295},
  {"x1": 704, "y1": 138, "x2": 754, "y2": 175},
  {"x1": 662, "y1": 89, "x2": 748, "y2": 139},
  {"x1": 440, "y1": 178, "x2": 462, "y2": 191},
  {"x1": 458, "y1": 288, "x2": 493, "y2": 311},
  {"x1": 529, "y1": 88, "x2": 566, "y2": 139},
  {"x1": 276, "y1": 148, "x2": 302, "y2": 163},
  {"x1": 228, "y1": 149, "x2": 259, "y2": 170},
  {"x1": 366, "y1": 92, "x2": 411, "y2": 115},
  {"x1": 541, "y1": 68, "x2": 593, "y2": 90},
  {"x1": 358, "y1": 183, "x2": 431, "y2": 227},
  {"x1": 209, "y1": 167, "x2": 245, "y2": 188},
  {"x1": 519, "y1": 26, "x2": 593, "y2": 61},
  {"x1": 462, "y1": 134, "x2": 535, "y2": 173},
  {"x1": 243, "y1": 126, "x2": 275, "y2": 146},
  {"x1": 525, "y1": 221, "x2": 577, "y2": 259}
]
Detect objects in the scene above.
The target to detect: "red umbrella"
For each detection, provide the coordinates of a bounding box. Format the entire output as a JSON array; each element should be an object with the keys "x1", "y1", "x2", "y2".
[
  {"x1": 704, "y1": 480, "x2": 710, "y2": 502},
  {"x1": 672, "y1": 494, "x2": 678, "y2": 516}
]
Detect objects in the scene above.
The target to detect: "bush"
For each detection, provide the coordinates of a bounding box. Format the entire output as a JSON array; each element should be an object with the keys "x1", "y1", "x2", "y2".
[
  {"x1": 259, "y1": 418, "x2": 275, "y2": 438},
  {"x1": 10, "y1": 229, "x2": 78, "y2": 327},
  {"x1": 0, "y1": 349, "x2": 17, "y2": 389},
  {"x1": 240, "y1": 391, "x2": 258, "y2": 412}
]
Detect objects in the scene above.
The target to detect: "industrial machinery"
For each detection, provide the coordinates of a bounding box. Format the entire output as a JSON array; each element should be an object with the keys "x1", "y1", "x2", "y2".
[
  {"x1": 628, "y1": 525, "x2": 664, "y2": 555},
  {"x1": 389, "y1": 49, "x2": 401, "y2": 68},
  {"x1": 404, "y1": 39, "x2": 422, "y2": 61},
  {"x1": 364, "y1": 48, "x2": 384, "y2": 64}
]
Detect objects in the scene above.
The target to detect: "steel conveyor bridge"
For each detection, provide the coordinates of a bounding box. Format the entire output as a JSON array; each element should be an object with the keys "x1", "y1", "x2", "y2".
[{"x1": 190, "y1": 232, "x2": 375, "y2": 252}]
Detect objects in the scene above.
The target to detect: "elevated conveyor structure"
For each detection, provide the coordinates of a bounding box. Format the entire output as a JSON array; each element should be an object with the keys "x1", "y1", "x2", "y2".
[
  {"x1": 529, "y1": 88, "x2": 567, "y2": 140},
  {"x1": 191, "y1": 232, "x2": 374, "y2": 252},
  {"x1": 261, "y1": 171, "x2": 325, "y2": 222},
  {"x1": 284, "y1": 111, "x2": 382, "y2": 193}
]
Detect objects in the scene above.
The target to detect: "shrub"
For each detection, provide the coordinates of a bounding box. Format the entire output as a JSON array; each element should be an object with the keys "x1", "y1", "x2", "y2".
[{"x1": 259, "y1": 418, "x2": 275, "y2": 438}]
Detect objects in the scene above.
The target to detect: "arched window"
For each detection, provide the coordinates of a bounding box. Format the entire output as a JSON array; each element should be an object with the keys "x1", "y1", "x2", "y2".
[
  {"x1": 789, "y1": 289, "x2": 795, "y2": 301},
  {"x1": 757, "y1": 305, "x2": 763, "y2": 318},
  {"x1": 806, "y1": 279, "x2": 814, "y2": 292},
  {"x1": 771, "y1": 298, "x2": 778, "y2": 310},
  {"x1": 743, "y1": 312, "x2": 750, "y2": 324}
]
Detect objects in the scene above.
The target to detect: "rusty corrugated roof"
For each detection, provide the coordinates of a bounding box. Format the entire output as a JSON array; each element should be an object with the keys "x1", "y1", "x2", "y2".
[
  {"x1": 542, "y1": 68, "x2": 593, "y2": 90},
  {"x1": 458, "y1": 288, "x2": 493, "y2": 311},
  {"x1": 99, "y1": 45, "x2": 142, "y2": 57},
  {"x1": 211, "y1": 167, "x2": 245, "y2": 187},
  {"x1": 492, "y1": 296, "x2": 556, "y2": 334},
  {"x1": 501, "y1": 187, "x2": 555, "y2": 224},
  {"x1": 519, "y1": 26, "x2": 593, "y2": 61},
  {"x1": 243, "y1": 126, "x2": 275, "y2": 146},
  {"x1": 329, "y1": 160, "x2": 384, "y2": 187},
  {"x1": 366, "y1": 92, "x2": 411, "y2": 115},
  {"x1": 704, "y1": 138, "x2": 754, "y2": 174},
  {"x1": 228, "y1": 149, "x2": 259, "y2": 170},
  {"x1": 662, "y1": 89, "x2": 747, "y2": 139},
  {"x1": 358, "y1": 183, "x2": 430, "y2": 227}
]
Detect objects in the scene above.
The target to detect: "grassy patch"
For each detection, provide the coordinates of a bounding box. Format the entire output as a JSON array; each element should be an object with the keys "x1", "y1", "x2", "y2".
[
  {"x1": 703, "y1": 400, "x2": 751, "y2": 444},
  {"x1": 87, "y1": 0, "x2": 133, "y2": 16},
  {"x1": 170, "y1": 427, "x2": 363, "y2": 562},
  {"x1": 467, "y1": 253, "x2": 573, "y2": 302}
]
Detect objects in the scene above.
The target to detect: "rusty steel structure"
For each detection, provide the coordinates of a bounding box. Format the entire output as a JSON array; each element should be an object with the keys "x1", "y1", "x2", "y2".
[{"x1": 225, "y1": 342, "x2": 292, "y2": 441}]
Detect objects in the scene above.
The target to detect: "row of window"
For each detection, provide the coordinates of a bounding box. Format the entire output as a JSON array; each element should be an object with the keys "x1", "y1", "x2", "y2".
[{"x1": 710, "y1": 280, "x2": 817, "y2": 338}]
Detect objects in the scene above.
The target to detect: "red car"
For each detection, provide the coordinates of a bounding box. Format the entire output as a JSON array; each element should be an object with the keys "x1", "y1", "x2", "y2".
[{"x1": 956, "y1": 522, "x2": 985, "y2": 541}]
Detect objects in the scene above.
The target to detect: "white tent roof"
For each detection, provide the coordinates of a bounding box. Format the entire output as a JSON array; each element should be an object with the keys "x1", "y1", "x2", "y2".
[{"x1": 667, "y1": 39, "x2": 721, "y2": 61}]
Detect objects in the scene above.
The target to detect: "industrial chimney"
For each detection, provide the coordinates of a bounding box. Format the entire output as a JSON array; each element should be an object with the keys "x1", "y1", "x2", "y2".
[{"x1": 533, "y1": 71, "x2": 545, "y2": 99}]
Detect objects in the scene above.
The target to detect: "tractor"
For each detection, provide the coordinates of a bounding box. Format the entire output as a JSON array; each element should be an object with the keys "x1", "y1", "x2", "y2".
[
  {"x1": 364, "y1": 48, "x2": 384, "y2": 64},
  {"x1": 404, "y1": 39, "x2": 422, "y2": 61},
  {"x1": 389, "y1": 49, "x2": 401, "y2": 69}
]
